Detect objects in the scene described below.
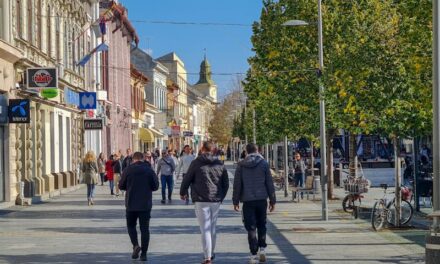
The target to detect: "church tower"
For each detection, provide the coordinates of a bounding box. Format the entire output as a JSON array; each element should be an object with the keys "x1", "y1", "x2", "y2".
[{"x1": 194, "y1": 55, "x2": 217, "y2": 103}]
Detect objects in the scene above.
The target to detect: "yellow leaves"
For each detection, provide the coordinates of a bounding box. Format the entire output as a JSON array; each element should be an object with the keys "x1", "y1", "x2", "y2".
[
  {"x1": 414, "y1": 63, "x2": 422, "y2": 74},
  {"x1": 338, "y1": 89, "x2": 347, "y2": 98},
  {"x1": 268, "y1": 50, "x2": 280, "y2": 59}
]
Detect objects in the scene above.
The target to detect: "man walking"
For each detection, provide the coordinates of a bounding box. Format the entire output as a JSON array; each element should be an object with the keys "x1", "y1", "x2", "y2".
[
  {"x1": 180, "y1": 141, "x2": 229, "y2": 264},
  {"x1": 292, "y1": 152, "x2": 306, "y2": 199},
  {"x1": 156, "y1": 150, "x2": 176, "y2": 204},
  {"x1": 122, "y1": 148, "x2": 133, "y2": 171},
  {"x1": 119, "y1": 152, "x2": 159, "y2": 262},
  {"x1": 177, "y1": 145, "x2": 196, "y2": 204},
  {"x1": 233, "y1": 143, "x2": 276, "y2": 264}
]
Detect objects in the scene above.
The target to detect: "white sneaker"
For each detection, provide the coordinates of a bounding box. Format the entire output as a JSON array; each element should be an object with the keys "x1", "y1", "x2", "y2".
[
  {"x1": 259, "y1": 248, "x2": 266, "y2": 263},
  {"x1": 249, "y1": 254, "x2": 258, "y2": 264}
]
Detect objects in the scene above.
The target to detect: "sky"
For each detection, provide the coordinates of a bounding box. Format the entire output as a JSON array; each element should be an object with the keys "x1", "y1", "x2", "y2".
[{"x1": 120, "y1": 0, "x2": 263, "y2": 98}]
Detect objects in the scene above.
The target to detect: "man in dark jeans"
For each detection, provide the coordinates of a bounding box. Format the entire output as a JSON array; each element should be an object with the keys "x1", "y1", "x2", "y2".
[
  {"x1": 119, "y1": 152, "x2": 159, "y2": 262},
  {"x1": 233, "y1": 144, "x2": 276, "y2": 264}
]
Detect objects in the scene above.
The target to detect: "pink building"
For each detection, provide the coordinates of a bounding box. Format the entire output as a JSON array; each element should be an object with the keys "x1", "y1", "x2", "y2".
[{"x1": 100, "y1": 1, "x2": 139, "y2": 156}]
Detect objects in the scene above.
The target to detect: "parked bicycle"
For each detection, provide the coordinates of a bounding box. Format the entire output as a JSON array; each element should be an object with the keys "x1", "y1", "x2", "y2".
[
  {"x1": 371, "y1": 184, "x2": 413, "y2": 231},
  {"x1": 342, "y1": 175, "x2": 369, "y2": 219}
]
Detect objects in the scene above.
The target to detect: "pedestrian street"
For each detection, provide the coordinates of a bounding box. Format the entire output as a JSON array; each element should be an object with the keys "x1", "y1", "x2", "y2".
[{"x1": 0, "y1": 167, "x2": 426, "y2": 264}]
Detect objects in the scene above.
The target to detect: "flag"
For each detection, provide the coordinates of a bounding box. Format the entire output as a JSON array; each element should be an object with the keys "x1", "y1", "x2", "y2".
[{"x1": 77, "y1": 43, "x2": 109, "y2": 66}]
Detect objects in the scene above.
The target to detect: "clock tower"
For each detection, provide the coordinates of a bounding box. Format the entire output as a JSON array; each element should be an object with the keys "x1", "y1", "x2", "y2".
[{"x1": 193, "y1": 55, "x2": 217, "y2": 103}]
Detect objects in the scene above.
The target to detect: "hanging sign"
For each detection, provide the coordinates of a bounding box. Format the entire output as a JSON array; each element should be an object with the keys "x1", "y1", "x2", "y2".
[
  {"x1": 84, "y1": 119, "x2": 103, "y2": 130},
  {"x1": 40, "y1": 89, "x2": 59, "y2": 99},
  {"x1": 8, "y1": 99, "x2": 30, "y2": 123},
  {"x1": 27, "y1": 68, "x2": 58, "y2": 90}
]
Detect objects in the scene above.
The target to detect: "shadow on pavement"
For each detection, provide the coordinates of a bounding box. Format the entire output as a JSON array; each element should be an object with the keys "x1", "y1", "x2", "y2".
[
  {"x1": 29, "y1": 224, "x2": 245, "y2": 235},
  {"x1": 267, "y1": 220, "x2": 311, "y2": 264},
  {"x1": 0, "y1": 252, "x2": 288, "y2": 264}
]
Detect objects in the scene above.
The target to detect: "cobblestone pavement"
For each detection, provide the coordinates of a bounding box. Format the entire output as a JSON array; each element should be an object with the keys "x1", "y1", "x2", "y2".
[{"x1": 0, "y1": 163, "x2": 426, "y2": 263}]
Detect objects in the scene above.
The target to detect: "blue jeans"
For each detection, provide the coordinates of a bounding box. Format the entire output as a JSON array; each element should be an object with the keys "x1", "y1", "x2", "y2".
[
  {"x1": 87, "y1": 184, "x2": 96, "y2": 200},
  {"x1": 161, "y1": 175, "x2": 174, "y2": 201},
  {"x1": 109, "y1": 180, "x2": 114, "y2": 194},
  {"x1": 294, "y1": 173, "x2": 305, "y2": 188}
]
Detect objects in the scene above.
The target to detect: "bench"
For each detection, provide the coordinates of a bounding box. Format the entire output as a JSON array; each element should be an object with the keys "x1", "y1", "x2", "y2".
[{"x1": 291, "y1": 176, "x2": 315, "y2": 202}]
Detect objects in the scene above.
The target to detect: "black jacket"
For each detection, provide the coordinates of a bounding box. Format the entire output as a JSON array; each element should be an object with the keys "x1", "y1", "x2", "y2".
[
  {"x1": 113, "y1": 160, "x2": 122, "y2": 174},
  {"x1": 232, "y1": 153, "x2": 276, "y2": 206},
  {"x1": 122, "y1": 156, "x2": 133, "y2": 171},
  {"x1": 119, "y1": 161, "x2": 159, "y2": 211},
  {"x1": 180, "y1": 153, "x2": 229, "y2": 203}
]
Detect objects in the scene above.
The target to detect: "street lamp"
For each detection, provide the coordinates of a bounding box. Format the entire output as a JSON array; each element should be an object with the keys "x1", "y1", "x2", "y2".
[{"x1": 283, "y1": 0, "x2": 328, "y2": 221}]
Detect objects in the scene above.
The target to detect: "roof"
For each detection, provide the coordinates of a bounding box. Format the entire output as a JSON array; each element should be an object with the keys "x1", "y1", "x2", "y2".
[{"x1": 156, "y1": 52, "x2": 185, "y2": 67}]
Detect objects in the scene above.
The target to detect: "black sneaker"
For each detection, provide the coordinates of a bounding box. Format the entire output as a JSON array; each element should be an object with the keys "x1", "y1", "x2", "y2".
[
  {"x1": 131, "y1": 245, "x2": 141, "y2": 259},
  {"x1": 161, "y1": 200, "x2": 166, "y2": 204},
  {"x1": 140, "y1": 253, "x2": 147, "y2": 261}
]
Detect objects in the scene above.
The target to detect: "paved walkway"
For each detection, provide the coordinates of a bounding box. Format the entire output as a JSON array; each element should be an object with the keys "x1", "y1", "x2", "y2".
[{"x1": 0, "y1": 163, "x2": 426, "y2": 263}]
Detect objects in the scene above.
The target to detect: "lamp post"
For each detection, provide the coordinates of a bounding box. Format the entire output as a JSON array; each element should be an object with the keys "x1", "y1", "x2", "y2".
[{"x1": 283, "y1": 0, "x2": 328, "y2": 221}]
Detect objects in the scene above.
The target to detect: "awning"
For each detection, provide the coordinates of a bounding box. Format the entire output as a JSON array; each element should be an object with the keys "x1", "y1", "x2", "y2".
[
  {"x1": 139, "y1": 128, "x2": 154, "y2": 142},
  {"x1": 149, "y1": 127, "x2": 164, "y2": 137}
]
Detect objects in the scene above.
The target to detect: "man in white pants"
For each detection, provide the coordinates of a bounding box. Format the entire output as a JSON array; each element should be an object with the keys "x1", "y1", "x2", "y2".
[{"x1": 180, "y1": 141, "x2": 229, "y2": 264}]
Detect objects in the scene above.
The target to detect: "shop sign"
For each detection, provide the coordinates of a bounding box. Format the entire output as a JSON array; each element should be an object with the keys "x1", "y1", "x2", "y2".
[
  {"x1": 84, "y1": 119, "x2": 103, "y2": 130},
  {"x1": 40, "y1": 89, "x2": 59, "y2": 99},
  {"x1": 171, "y1": 125, "x2": 180, "y2": 137},
  {"x1": 8, "y1": 99, "x2": 30, "y2": 123},
  {"x1": 183, "y1": 131, "x2": 193, "y2": 137},
  {"x1": 64, "y1": 87, "x2": 80, "y2": 106},
  {"x1": 79, "y1": 92, "x2": 97, "y2": 109},
  {"x1": 0, "y1": 95, "x2": 8, "y2": 124},
  {"x1": 27, "y1": 68, "x2": 58, "y2": 90}
]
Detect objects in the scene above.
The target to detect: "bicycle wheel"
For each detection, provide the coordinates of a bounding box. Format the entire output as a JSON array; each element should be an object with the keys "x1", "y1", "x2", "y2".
[
  {"x1": 342, "y1": 195, "x2": 354, "y2": 212},
  {"x1": 387, "y1": 200, "x2": 413, "y2": 225},
  {"x1": 371, "y1": 201, "x2": 386, "y2": 231}
]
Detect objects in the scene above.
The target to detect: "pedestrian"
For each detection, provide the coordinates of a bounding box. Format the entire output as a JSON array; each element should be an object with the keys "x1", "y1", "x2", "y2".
[
  {"x1": 177, "y1": 145, "x2": 196, "y2": 205},
  {"x1": 113, "y1": 154, "x2": 123, "y2": 197},
  {"x1": 97, "y1": 152, "x2": 106, "y2": 186},
  {"x1": 154, "y1": 148, "x2": 160, "y2": 162},
  {"x1": 292, "y1": 152, "x2": 306, "y2": 199},
  {"x1": 240, "y1": 149, "x2": 247, "y2": 160},
  {"x1": 144, "y1": 151, "x2": 155, "y2": 168},
  {"x1": 169, "y1": 150, "x2": 179, "y2": 179},
  {"x1": 122, "y1": 148, "x2": 133, "y2": 171},
  {"x1": 156, "y1": 150, "x2": 176, "y2": 204},
  {"x1": 81, "y1": 151, "x2": 99, "y2": 206},
  {"x1": 119, "y1": 152, "x2": 159, "y2": 262},
  {"x1": 232, "y1": 143, "x2": 276, "y2": 264},
  {"x1": 180, "y1": 141, "x2": 229, "y2": 264},
  {"x1": 105, "y1": 155, "x2": 115, "y2": 195}
]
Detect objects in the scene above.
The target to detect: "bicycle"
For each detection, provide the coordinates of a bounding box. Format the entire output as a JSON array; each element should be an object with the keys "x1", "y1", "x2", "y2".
[{"x1": 371, "y1": 184, "x2": 413, "y2": 231}]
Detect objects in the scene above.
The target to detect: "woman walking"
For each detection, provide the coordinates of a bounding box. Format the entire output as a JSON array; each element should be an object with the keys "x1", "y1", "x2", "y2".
[
  {"x1": 82, "y1": 151, "x2": 99, "y2": 206},
  {"x1": 97, "y1": 153, "x2": 106, "y2": 185},
  {"x1": 105, "y1": 155, "x2": 116, "y2": 195}
]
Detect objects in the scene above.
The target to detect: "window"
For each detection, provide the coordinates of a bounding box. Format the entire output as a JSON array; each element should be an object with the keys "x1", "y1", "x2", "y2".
[
  {"x1": 47, "y1": 5, "x2": 51, "y2": 56},
  {"x1": 16, "y1": 0, "x2": 22, "y2": 38},
  {"x1": 71, "y1": 28, "x2": 75, "y2": 71},
  {"x1": 36, "y1": 0, "x2": 42, "y2": 48},
  {"x1": 27, "y1": 0, "x2": 32, "y2": 43},
  {"x1": 55, "y1": 15, "x2": 60, "y2": 62}
]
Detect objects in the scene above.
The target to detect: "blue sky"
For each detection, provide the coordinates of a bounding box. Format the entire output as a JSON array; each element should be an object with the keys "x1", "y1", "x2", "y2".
[{"x1": 121, "y1": 0, "x2": 263, "y2": 98}]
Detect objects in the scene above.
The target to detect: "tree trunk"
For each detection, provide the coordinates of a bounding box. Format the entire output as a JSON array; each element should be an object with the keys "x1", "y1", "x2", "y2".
[
  {"x1": 349, "y1": 133, "x2": 358, "y2": 177},
  {"x1": 393, "y1": 137, "x2": 402, "y2": 227},
  {"x1": 327, "y1": 130, "x2": 335, "y2": 199}
]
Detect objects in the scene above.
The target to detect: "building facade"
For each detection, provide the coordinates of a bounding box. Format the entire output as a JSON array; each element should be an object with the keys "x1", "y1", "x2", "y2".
[
  {"x1": 99, "y1": 1, "x2": 138, "y2": 156},
  {"x1": 0, "y1": 0, "x2": 101, "y2": 205}
]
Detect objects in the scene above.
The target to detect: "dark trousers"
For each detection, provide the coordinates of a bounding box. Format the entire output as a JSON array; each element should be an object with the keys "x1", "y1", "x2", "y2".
[
  {"x1": 126, "y1": 210, "x2": 151, "y2": 254},
  {"x1": 99, "y1": 173, "x2": 105, "y2": 185},
  {"x1": 161, "y1": 175, "x2": 174, "y2": 201},
  {"x1": 242, "y1": 200, "x2": 268, "y2": 255}
]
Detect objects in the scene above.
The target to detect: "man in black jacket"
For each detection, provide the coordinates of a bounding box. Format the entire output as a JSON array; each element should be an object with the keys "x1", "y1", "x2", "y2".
[
  {"x1": 119, "y1": 152, "x2": 159, "y2": 262},
  {"x1": 180, "y1": 141, "x2": 229, "y2": 264},
  {"x1": 233, "y1": 143, "x2": 276, "y2": 264}
]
